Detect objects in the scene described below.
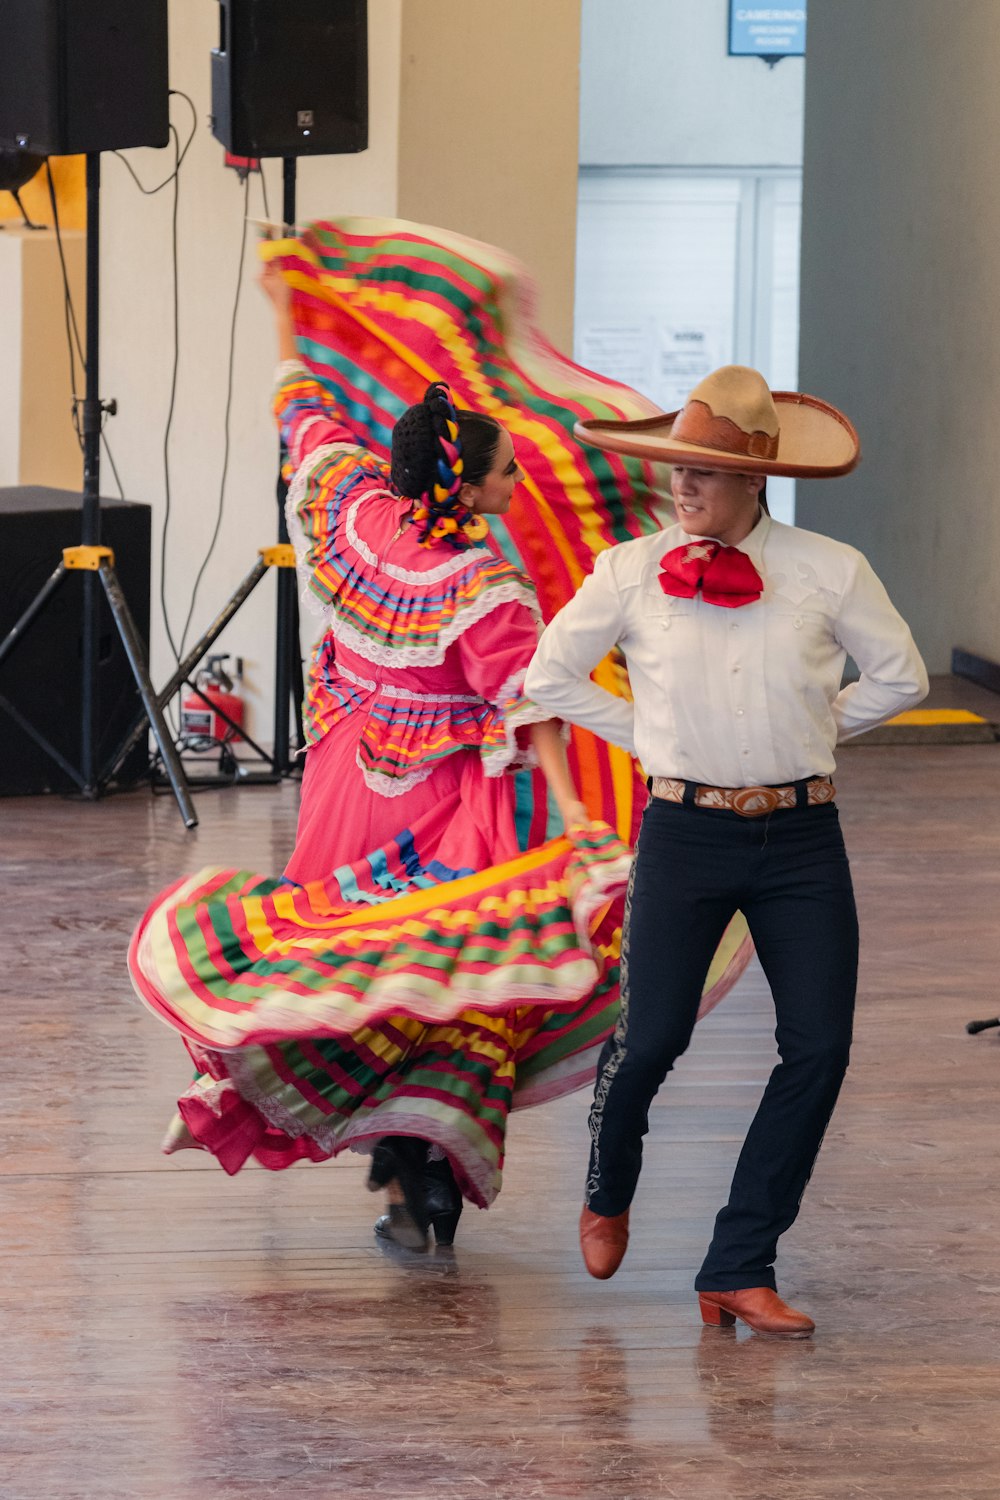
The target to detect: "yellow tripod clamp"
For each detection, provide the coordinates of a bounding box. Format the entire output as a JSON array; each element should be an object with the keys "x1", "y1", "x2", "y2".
[
  {"x1": 258, "y1": 544, "x2": 296, "y2": 568},
  {"x1": 63, "y1": 545, "x2": 115, "y2": 570}
]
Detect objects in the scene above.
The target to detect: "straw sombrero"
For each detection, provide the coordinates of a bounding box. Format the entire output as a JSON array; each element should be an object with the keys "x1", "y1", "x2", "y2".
[{"x1": 575, "y1": 364, "x2": 860, "y2": 479}]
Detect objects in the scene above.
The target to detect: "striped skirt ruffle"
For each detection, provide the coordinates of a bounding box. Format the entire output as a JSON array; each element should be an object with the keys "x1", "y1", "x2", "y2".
[{"x1": 130, "y1": 824, "x2": 750, "y2": 1206}]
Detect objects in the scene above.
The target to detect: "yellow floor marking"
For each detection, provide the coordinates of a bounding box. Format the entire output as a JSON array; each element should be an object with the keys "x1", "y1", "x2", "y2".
[{"x1": 886, "y1": 709, "x2": 987, "y2": 726}]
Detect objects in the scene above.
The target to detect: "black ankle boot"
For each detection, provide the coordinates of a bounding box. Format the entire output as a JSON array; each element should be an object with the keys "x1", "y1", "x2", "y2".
[
  {"x1": 423, "y1": 1154, "x2": 463, "y2": 1246},
  {"x1": 367, "y1": 1135, "x2": 429, "y2": 1250}
]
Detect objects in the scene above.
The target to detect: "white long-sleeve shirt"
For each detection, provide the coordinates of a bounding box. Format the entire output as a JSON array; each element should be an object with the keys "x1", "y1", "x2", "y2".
[{"x1": 524, "y1": 513, "x2": 928, "y2": 788}]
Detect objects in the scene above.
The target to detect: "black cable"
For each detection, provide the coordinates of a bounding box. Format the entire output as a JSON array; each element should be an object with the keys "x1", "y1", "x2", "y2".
[
  {"x1": 260, "y1": 162, "x2": 272, "y2": 223},
  {"x1": 104, "y1": 89, "x2": 198, "y2": 740},
  {"x1": 178, "y1": 174, "x2": 251, "y2": 657},
  {"x1": 46, "y1": 160, "x2": 128, "y2": 502},
  {"x1": 157, "y1": 119, "x2": 184, "y2": 667},
  {"x1": 45, "y1": 162, "x2": 84, "y2": 448},
  {"x1": 101, "y1": 423, "x2": 126, "y2": 500},
  {"x1": 106, "y1": 85, "x2": 199, "y2": 730},
  {"x1": 111, "y1": 90, "x2": 197, "y2": 196}
]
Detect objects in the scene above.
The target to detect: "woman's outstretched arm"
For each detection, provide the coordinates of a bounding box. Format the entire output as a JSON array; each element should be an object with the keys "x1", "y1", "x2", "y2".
[
  {"x1": 529, "y1": 718, "x2": 590, "y2": 830},
  {"x1": 260, "y1": 261, "x2": 297, "y2": 362}
]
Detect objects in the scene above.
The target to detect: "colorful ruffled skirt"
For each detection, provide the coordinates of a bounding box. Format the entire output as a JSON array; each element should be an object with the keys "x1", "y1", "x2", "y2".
[{"x1": 130, "y1": 743, "x2": 750, "y2": 1206}]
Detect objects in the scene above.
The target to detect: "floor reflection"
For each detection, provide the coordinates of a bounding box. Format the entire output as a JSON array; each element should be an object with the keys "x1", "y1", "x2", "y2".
[
  {"x1": 694, "y1": 1324, "x2": 816, "y2": 1454},
  {"x1": 167, "y1": 1254, "x2": 508, "y2": 1489}
]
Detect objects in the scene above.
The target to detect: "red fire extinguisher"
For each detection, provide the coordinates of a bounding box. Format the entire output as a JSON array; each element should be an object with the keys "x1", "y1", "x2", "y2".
[{"x1": 181, "y1": 655, "x2": 245, "y2": 747}]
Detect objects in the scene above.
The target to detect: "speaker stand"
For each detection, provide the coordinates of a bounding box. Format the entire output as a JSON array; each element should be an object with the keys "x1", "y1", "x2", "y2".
[
  {"x1": 272, "y1": 156, "x2": 306, "y2": 773},
  {"x1": 103, "y1": 543, "x2": 298, "y2": 790},
  {"x1": 0, "y1": 153, "x2": 197, "y2": 828}
]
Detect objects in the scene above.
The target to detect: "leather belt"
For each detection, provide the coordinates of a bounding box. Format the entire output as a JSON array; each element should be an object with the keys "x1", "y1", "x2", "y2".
[{"x1": 649, "y1": 775, "x2": 836, "y2": 818}]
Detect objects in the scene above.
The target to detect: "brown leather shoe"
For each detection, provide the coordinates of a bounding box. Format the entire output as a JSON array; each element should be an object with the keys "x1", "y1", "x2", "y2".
[
  {"x1": 579, "y1": 1206, "x2": 630, "y2": 1279},
  {"x1": 698, "y1": 1287, "x2": 815, "y2": 1338}
]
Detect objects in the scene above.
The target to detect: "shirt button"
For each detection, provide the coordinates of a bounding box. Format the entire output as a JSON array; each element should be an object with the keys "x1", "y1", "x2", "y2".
[
  {"x1": 730, "y1": 621, "x2": 739, "y2": 630},
  {"x1": 732, "y1": 665, "x2": 741, "y2": 673},
  {"x1": 736, "y1": 708, "x2": 745, "y2": 716},
  {"x1": 742, "y1": 748, "x2": 750, "y2": 756}
]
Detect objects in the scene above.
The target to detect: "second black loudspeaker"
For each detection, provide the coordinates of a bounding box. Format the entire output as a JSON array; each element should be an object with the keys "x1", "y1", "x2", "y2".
[
  {"x1": 211, "y1": 0, "x2": 368, "y2": 158},
  {"x1": 0, "y1": 0, "x2": 169, "y2": 156}
]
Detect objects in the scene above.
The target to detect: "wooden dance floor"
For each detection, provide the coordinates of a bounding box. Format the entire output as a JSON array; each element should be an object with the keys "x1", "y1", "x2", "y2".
[{"x1": 3, "y1": 708, "x2": 1000, "y2": 1498}]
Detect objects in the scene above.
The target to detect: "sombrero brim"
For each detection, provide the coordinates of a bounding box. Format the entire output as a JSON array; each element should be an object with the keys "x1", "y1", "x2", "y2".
[{"x1": 575, "y1": 392, "x2": 860, "y2": 478}]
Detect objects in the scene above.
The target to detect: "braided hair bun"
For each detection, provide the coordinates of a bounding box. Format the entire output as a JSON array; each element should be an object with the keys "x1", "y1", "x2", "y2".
[{"x1": 390, "y1": 383, "x2": 501, "y2": 548}]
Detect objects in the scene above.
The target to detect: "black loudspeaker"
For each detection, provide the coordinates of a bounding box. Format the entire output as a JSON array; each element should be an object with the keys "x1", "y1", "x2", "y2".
[
  {"x1": 0, "y1": 1, "x2": 169, "y2": 156},
  {"x1": 211, "y1": 0, "x2": 368, "y2": 157},
  {"x1": 0, "y1": 489, "x2": 153, "y2": 796}
]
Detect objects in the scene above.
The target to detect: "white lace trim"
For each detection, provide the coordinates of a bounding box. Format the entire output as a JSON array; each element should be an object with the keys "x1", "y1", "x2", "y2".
[
  {"x1": 326, "y1": 579, "x2": 541, "y2": 669},
  {"x1": 284, "y1": 453, "x2": 540, "y2": 656},
  {"x1": 275, "y1": 357, "x2": 308, "y2": 387},
  {"x1": 480, "y1": 668, "x2": 548, "y2": 777},
  {"x1": 284, "y1": 441, "x2": 356, "y2": 623},
  {"x1": 358, "y1": 753, "x2": 438, "y2": 799},
  {"x1": 275, "y1": 359, "x2": 328, "y2": 468},
  {"x1": 289, "y1": 412, "x2": 334, "y2": 470},
  {"x1": 344, "y1": 497, "x2": 492, "y2": 583},
  {"x1": 328, "y1": 658, "x2": 544, "y2": 793},
  {"x1": 336, "y1": 662, "x2": 378, "y2": 694}
]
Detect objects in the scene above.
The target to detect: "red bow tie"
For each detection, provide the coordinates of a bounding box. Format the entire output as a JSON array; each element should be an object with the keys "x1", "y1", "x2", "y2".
[{"x1": 658, "y1": 540, "x2": 763, "y2": 609}]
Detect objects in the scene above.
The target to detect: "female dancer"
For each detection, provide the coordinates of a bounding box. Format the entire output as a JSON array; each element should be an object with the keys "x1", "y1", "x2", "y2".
[{"x1": 132, "y1": 261, "x2": 625, "y2": 1250}]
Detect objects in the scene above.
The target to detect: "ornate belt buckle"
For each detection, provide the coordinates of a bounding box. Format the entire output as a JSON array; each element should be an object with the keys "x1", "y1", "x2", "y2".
[{"x1": 730, "y1": 786, "x2": 781, "y2": 818}]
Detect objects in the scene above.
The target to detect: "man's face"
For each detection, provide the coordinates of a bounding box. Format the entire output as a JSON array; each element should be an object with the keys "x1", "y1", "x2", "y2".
[{"x1": 670, "y1": 466, "x2": 763, "y2": 546}]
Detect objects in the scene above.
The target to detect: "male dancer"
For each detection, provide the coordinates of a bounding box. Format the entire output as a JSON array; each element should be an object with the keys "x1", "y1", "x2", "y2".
[{"x1": 525, "y1": 365, "x2": 927, "y2": 1336}]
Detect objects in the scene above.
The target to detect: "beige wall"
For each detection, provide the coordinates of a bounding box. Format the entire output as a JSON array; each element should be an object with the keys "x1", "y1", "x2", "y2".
[
  {"x1": 797, "y1": 0, "x2": 1000, "y2": 672},
  {"x1": 0, "y1": 228, "x2": 86, "y2": 489},
  {"x1": 89, "y1": 0, "x2": 581, "y2": 740},
  {"x1": 397, "y1": 0, "x2": 581, "y2": 350}
]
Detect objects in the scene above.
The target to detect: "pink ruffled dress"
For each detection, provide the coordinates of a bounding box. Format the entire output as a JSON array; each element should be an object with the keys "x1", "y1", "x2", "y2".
[
  {"x1": 279, "y1": 360, "x2": 545, "y2": 884},
  {"x1": 131, "y1": 363, "x2": 636, "y2": 1206}
]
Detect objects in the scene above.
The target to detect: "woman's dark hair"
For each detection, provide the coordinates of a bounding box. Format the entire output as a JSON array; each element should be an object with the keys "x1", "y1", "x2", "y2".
[
  {"x1": 759, "y1": 480, "x2": 769, "y2": 515},
  {"x1": 390, "y1": 387, "x2": 502, "y2": 500}
]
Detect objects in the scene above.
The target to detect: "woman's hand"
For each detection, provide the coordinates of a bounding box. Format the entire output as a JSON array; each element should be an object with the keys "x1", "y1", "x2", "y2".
[
  {"x1": 558, "y1": 798, "x2": 593, "y2": 830},
  {"x1": 258, "y1": 260, "x2": 293, "y2": 314},
  {"x1": 529, "y1": 719, "x2": 593, "y2": 831}
]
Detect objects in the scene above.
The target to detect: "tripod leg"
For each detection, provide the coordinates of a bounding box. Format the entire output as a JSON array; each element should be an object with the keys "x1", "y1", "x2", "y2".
[
  {"x1": 272, "y1": 563, "x2": 299, "y2": 775},
  {"x1": 0, "y1": 691, "x2": 86, "y2": 789},
  {"x1": 101, "y1": 557, "x2": 269, "y2": 784},
  {"x1": 290, "y1": 589, "x2": 306, "y2": 753},
  {"x1": 98, "y1": 562, "x2": 199, "y2": 830},
  {"x1": 0, "y1": 561, "x2": 68, "y2": 668}
]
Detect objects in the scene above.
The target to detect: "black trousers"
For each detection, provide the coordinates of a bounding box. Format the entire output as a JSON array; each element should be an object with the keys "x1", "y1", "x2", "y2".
[{"x1": 585, "y1": 794, "x2": 859, "y2": 1292}]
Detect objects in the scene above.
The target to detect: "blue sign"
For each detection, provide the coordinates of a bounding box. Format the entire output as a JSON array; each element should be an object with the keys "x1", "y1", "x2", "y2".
[{"x1": 729, "y1": 3, "x2": 806, "y2": 58}]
